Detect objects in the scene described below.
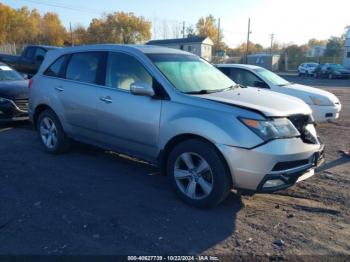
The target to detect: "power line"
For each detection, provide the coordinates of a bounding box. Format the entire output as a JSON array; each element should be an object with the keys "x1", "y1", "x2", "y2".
[{"x1": 18, "y1": 0, "x2": 105, "y2": 14}]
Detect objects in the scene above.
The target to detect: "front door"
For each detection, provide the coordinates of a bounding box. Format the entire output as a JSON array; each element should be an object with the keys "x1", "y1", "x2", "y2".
[{"x1": 96, "y1": 52, "x2": 162, "y2": 160}]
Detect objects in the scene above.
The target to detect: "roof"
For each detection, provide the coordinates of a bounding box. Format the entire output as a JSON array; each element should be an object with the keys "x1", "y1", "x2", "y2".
[
  {"x1": 39, "y1": 44, "x2": 195, "y2": 74},
  {"x1": 147, "y1": 36, "x2": 210, "y2": 45},
  {"x1": 26, "y1": 44, "x2": 61, "y2": 50},
  {"x1": 47, "y1": 44, "x2": 192, "y2": 55},
  {"x1": 216, "y1": 64, "x2": 263, "y2": 70},
  {"x1": 247, "y1": 53, "x2": 280, "y2": 57}
]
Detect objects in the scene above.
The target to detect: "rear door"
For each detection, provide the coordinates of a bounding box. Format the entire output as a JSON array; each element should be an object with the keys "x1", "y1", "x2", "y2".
[
  {"x1": 96, "y1": 52, "x2": 162, "y2": 160},
  {"x1": 57, "y1": 51, "x2": 107, "y2": 140}
]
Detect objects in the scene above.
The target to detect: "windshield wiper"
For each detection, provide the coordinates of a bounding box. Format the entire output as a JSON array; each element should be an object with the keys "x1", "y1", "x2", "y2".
[
  {"x1": 278, "y1": 82, "x2": 292, "y2": 86},
  {"x1": 185, "y1": 85, "x2": 237, "y2": 95},
  {"x1": 185, "y1": 89, "x2": 217, "y2": 94}
]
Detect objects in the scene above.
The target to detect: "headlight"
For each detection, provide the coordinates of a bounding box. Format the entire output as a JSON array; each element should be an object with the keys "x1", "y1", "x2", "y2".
[
  {"x1": 239, "y1": 117, "x2": 300, "y2": 141},
  {"x1": 334, "y1": 71, "x2": 341, "y2": 75},
  {"x1": 309, "y1": 96, "x2": 333, "y2": 106}
]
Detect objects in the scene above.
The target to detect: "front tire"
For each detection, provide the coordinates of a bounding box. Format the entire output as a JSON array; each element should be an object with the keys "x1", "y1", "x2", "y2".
[
  {"x1": 37, "y1": 110, "x2": 70, "y2": 154},
  {"x1": 167, "y1": 139, "x2": 232, "y2": 208}
]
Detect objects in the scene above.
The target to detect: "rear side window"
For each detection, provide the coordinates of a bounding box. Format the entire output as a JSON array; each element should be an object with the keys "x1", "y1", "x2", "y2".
[
  {"x1": 66, "y1": 52, "x2": 106, "y2": 85},
  {"x1": 44, "y1": 56, "x2": 66, "y2": 77}
]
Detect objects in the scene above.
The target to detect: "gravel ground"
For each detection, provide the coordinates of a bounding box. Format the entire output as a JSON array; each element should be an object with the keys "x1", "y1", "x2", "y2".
[{"x1": 0, "y1": 77, "x2": 349, "y2": 260}]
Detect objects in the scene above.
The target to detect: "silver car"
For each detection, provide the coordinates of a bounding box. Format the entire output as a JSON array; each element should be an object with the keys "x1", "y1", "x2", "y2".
[{"x1": 29, "y1": 45, "x2": 324, "y2": 207}]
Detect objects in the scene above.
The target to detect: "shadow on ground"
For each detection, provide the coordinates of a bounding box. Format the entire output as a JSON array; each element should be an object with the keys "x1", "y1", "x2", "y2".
[
  {"x1": 316, "y1": 155, "x2": 350, "y2": 172},
  {"x1": 0, "y1": 122, "x2": 242, "y2": 255}
]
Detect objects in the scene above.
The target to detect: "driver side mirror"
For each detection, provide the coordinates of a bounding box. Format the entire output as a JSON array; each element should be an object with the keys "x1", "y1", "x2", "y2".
[
  {"x1": 130, "y1": 82, "x2": 155, "y2": 97},
  {"x1": 254, "y1": 81, "x2": 269, "y2": 88}
]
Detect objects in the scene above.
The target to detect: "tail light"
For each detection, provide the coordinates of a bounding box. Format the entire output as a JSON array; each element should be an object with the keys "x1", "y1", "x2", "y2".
[{"x1": 28, "y1": 78, "x2": 33, "y2": 89}]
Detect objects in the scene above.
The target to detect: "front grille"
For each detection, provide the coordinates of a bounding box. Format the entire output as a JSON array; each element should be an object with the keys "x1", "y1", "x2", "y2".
[
  {"x1": 288, "y1": 114, "x2": 317, "y2": 144},
  {"x1": 14, "y1": 99, "x2": 29, "y2": 112},
  {"x1": 288, "y1": 114, "x2": 310, "y2": 133}
]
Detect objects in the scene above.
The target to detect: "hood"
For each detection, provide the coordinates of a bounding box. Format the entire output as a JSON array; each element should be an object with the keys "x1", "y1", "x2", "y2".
[
  {"x1": 281, "y1": 83, "x2": 339, "y2": 104},
  {"x1": 0, "y1": 80, "x2": 29, "y2": 100},
  {"x1": 194, "y1": 87, "x2": 312, "y2": 117}
]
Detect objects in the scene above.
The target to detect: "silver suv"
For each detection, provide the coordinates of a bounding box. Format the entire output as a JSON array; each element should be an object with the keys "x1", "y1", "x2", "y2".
[{"x1": 29, "y1": 45, "x2": 324, "y2": 207}]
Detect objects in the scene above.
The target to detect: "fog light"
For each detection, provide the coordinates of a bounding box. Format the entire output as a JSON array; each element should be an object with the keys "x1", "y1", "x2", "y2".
[{"x1": 263, "y1": 179, "x2": 285, "y2": 188}]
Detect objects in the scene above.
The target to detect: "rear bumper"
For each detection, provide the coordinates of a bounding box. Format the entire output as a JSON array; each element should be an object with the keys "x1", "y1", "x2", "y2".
[
  {"x1": 0, "y1": 97, "x2": 28, "y2": 121},
  {"x1": 216, "y1": 138, "x2": 324, "y2": 192}
]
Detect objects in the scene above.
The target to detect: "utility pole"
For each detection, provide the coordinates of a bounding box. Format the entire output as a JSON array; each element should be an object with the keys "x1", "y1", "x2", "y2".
[
  {"x1": 245, "y1": 18, "x2": 251, "y2": 64},
  {"x1": 182, "y1": 21, "x2": 186, "y2": 38},
  {"x1": 217, "y1": 18, "x2": 221, "y2": 55},
  {"x1": 270, "y1": 33, "x2": 275, "y2": 54},
  {"x1": 70, "y1": 22, "x2": 73, "y2": 46}
]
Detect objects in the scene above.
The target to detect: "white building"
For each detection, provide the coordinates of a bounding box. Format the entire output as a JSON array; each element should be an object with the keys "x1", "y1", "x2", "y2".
[
  {"x1": 343, "y1": 28, "x2": 350, "y2": 69},
  {"x1": 147, "y1": 36, "x2": 213, "y2": 61}
]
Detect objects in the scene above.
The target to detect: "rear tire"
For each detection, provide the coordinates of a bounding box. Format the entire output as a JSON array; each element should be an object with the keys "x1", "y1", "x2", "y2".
[
  {"x1": 37, "y1": 110, "x2": 70, "y2": 154},
  {"x1": 167, "y1": 139, "x2": 232, "y2": 208}
]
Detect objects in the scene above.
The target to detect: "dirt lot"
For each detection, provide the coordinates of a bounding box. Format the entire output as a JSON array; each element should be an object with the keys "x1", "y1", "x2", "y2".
[{"x1": 0, "y1": 77, "x2": 349, "y2": 260}]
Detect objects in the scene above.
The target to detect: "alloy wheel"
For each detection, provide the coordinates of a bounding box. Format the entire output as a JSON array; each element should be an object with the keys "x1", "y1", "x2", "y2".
[
  {"x1": 174, "y1": 152, "x2": 214, "y2": 200},
  {"x1": 40, "y1": 117, "x2": 58, "y2": 149}
]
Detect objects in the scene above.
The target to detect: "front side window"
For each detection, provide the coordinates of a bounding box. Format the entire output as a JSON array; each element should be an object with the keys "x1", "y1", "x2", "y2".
[
  {"x1": 230, "y1": 68, "x2": 263, "y2": 87},
  {"x1": 34, "y1": 48, "x2": 46, "y2": 59},
  {"x1": 148, "y1": 54, "x2": 235, "y2": 93},
  {"x1": 106, "y1": 52, "x2": 152, "y2": 91},
  {"x1": 44, "y1": 56, "x2": 66, "y2": 78},
  {"x1": 66, "y1": 52, "x2": 105, "y2": 84}
]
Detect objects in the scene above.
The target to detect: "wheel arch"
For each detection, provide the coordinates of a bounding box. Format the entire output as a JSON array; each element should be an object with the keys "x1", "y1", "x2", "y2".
[
  {"x1": 158, "y1": 133, "x2": 231, "y2": 179},
  {"x1": 33, "y1": 104, "x2": 55, "y2": 129}
]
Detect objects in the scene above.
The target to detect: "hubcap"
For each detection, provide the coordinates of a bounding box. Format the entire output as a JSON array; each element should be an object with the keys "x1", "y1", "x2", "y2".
[
  {"x1": 40, "y1": 117, "x2": 58, "y2": 149},
  {"x1": 174, "y1": 152, "x2": 213, "y2": 200}
]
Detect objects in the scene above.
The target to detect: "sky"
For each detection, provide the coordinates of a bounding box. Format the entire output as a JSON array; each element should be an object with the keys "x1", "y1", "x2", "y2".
[{"x1": 2, "y1": 0, "x2": 350, "y2": 47}]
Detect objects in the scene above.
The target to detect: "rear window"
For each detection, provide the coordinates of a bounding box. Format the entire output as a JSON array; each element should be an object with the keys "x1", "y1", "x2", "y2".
[
  {"x1": 44, "y1": 56, "x2": 66, "y2": 78},
  {"x1": 65, "y1": 52, "x2": 106, "y2": 85}
]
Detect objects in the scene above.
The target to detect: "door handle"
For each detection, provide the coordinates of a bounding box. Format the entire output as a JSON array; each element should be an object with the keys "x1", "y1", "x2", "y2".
[
  {"x1": 99, "y1": 96, "x2": 112, "y2": 104},
  {"x1": 55, "y1": 86, "x2": 64, "y2": 92}
]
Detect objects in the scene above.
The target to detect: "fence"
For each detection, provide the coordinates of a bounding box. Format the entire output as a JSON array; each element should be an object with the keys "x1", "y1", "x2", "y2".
[
  {"x1": 0, "y1": 43, "x2": 17, "y2": 55},
  {"x1": 281, "y1": 55, "x2": 344, "y2": 71}
]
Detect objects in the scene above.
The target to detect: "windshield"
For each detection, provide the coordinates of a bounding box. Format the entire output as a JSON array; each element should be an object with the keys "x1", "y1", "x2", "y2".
[
  {"x1": 148, "y1": 54, "x2": 235, "y2": 93},
  {"x1": 254, "y1": 68, "x2": 290, "y2": 86},
  {"x1": 329, "y1": 64, "x2": 345, "y2": 70},
  {"x1": 0, "y1": 65, "x2": 24, "y2": 81}
]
